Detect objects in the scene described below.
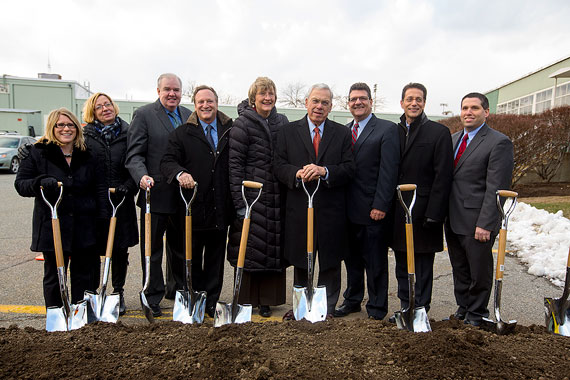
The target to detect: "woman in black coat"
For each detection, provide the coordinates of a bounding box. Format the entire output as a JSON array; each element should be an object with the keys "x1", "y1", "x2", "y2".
[
  {"x1": 14, "y1": 108, "x2": 107, "y2": 307},
  {"x1": 227, "y1": 77, "x2": 289, "y2": 317},
  {"x1": 82, "y1": 93, "x2": 139, "y2": 315}
]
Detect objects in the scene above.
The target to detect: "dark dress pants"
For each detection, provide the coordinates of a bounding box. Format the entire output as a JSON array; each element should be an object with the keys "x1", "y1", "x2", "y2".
[
  {"x1": 111, "y1": 246, "x2": 129, "y2": 294},
  {"x1": 342, "y1": 222, "x2": 389, "y2": 319},
  {"x1": 139, "y1": 211, "x2": 184, "y2": 306},
  {"x1": 445, "y1": 225, "x2": 495, "y2": 322},
  {"x1": 191, "y1": 228, "x2": 228, "y2": 310},
  {"x1": 43, "y1": 248, "x2": 100, "y2": 307},
  {"x1": 293, "y1": 255, "x2": 341, "y2": 315},
  {"x1": 394, "y1": 250, "x2": 435, "y2": 312}
]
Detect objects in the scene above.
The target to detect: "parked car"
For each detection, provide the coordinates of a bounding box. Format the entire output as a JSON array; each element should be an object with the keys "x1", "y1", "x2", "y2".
[{"x1": 0, "y1": 134, "x2": 37, "y2": 174}]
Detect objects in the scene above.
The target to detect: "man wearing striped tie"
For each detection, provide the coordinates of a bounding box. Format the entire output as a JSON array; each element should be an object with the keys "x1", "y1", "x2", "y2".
[{"x1": 334, "y1": 83, "x2": 400, "y2": 320}]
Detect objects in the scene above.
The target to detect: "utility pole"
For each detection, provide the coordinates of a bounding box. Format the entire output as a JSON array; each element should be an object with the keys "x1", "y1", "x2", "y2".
[{"x1": 373, "y1": 83, "x2": 378, "y2": 113}]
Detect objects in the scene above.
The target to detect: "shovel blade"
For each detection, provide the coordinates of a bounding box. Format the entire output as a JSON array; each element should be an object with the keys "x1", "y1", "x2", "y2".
[
  {"x1": 292, "y1": 285, "x2": 327, "y2": 323},
  {"x1": 213, "y1": 301, "x2": 252, "y2": 327},
  {"x1": 544, "y1": 297, "x2": 570, "y2": 336},
  {"x1": 46, "y1": 301, "x2": 88, "y2": 332},
  {"x1": 173, "y1": 289, "x2": 207, "y2": 324},
  {"x1": 481, "y1": 317, "x2": 517, "y2": 335},
  {"x1": 139, "y1": 292, "x2": 154, "y2": 323},
  {"x1": 84, "y1": 291, "x2": 120, "y2": 323},
  {"x1": 394, "y1": 307, "x2": 431, "y2": 333}
]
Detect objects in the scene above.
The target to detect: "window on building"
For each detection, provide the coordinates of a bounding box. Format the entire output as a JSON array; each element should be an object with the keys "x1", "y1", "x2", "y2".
[
  {"x1": 554, "y1": 82, "x2": 570, "y2": 107},
  {"x1": 506, "y1": 99, "x2": 519, "y2": 114},
  {"x1": 519, "y1": 95, "x2": 533, "y2": 114},
  {"x1": 535, "y1": 89, "x2": 552, "y2": 114},
  {"x1": 496, "y1": 103, "x2": 507, "y2": 114}
]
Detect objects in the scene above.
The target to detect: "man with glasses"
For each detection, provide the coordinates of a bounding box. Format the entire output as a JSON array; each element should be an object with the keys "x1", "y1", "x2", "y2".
[
  {"x1": 126, "y1": 73, "x2": 191, "y2": 317},
  {"x1": 274, "y1": 83, "x2": 354, "y2": 318},
  {"x1": 389, "y1": 82, "x2": 453, "y2": 322},
  {"x1": 334, "y1": 83, "x2": 399, "y2": 320},
  {"x1": 160, "y1": 85, "x2": 234, "y2": 318}
]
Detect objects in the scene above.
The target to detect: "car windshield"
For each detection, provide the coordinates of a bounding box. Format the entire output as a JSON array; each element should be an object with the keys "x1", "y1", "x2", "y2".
[{"x1": 0, "y1": 137, "x2": 19, "y2": 148}]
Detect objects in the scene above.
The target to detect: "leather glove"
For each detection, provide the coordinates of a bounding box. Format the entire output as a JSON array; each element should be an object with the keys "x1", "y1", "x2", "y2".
[
  {"x1": 114, "y1": 184, "x2": 129, "y2": 198},
  {"x1": 40, "y1": 177, "x2": 59, "y2": 191},
  {"x1": 423, "y1": 217, "x2": 440, "y2": 229},
  {"x1": 17, "y1": 143, "x2": 33, "y2": 160}
]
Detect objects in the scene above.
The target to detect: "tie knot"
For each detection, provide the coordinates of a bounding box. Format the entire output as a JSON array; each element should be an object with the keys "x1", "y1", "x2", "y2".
[
  {"x1": 354, "y1": 122, "x2": 359, "y2": 129},
  {"x1": 314, "y1": 127, "x2": 320, "y2": 134}
]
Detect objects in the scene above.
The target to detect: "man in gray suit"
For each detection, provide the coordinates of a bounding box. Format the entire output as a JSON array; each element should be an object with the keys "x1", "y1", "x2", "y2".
[
  {"x1": 334, "y1": 82, "x2": 400, "y2": 320},
  {"x1": 125, "y1": 73, "x2": 192, "y2": 317},
  {"x1": 445, "y1": 92, "x2": 514, "y2": 326}
]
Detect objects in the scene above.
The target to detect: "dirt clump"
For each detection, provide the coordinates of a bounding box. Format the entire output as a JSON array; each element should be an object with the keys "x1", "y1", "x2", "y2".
[{"x1": 1, "y1": 319, "x2": 569, "y2": 380}]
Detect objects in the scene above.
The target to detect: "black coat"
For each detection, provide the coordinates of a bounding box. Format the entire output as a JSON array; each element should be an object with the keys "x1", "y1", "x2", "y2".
[
  {"x1": 14, "y1": 142, "x2": 107, "y2": 253},
  {"x1": 160, "y1": 111, "x2": 234, "y2": 231},
  {"x1": 227, "y1": 100, "x2": 289, "y2": 271},
  {"x1": 390, "y1": 113, "x2": 453, "y2": 253},
  {"x1": 83, "y1": 119, "x2": 138, "y2": 250},
  {"x1": 274, "y1": 116, "x2": 354, "y2": 271}
]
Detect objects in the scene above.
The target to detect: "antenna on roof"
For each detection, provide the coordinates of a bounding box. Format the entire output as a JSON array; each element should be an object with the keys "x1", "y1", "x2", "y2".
[{"x1": 47, "y1": 48, "x2": 52, "y2": 73}]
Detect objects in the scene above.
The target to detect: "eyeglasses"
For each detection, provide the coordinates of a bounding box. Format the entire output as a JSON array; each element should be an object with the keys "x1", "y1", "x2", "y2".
[
  {"x1": 55, "y1": 123, "x2": 76, "y2": 129},
  {"x1": 348, "y1": 96, "x2": 369, "y2": 103},
  {"x1": 94, "y1": 102, "x2": 113, "y2": 111},
  {"x1": 404, "y1": 97, "x2": 424, "y2": 104}
]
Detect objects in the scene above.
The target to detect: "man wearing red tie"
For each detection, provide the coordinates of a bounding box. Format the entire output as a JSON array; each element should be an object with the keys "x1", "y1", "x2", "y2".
[
  {"x1": 274, "y1": 83, "x2": 354, "y2": 318},
  {"x1": 445, "y1": 92, "x2": 514, "y2": 326}
]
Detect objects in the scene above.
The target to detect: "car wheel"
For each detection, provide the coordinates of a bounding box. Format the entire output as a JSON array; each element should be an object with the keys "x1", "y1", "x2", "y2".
[{"x1": 10, "y1": 157, "x2": 19, "y2": 174}]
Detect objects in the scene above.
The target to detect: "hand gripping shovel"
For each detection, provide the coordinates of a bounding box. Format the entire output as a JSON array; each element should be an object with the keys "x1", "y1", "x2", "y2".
[
  {"x1": 41, "y1": 182, "x2": 88, "y2": 332},
  {"x1": 173, "y1": 183, "x2": 207, "y2": 324},
  {"x1": 140, "y1": 182, "x2": 154, "y2": 323},
  {"x1": 394, "y1": 184, "x2": 431, "y2": 333},
  {"x1": 544, "y1": 246, "x2": 570, "y2": 336},
  {"x1": 293, "y1": 178, "x2": 327, "y2": 323},
  {"x1": 84, "y1": 188, "x2": 124, "y2": 323},
  {"x1": 481, "y1": 190, "x2": 518, "y2": 335},
  {"x1": 214, "y1": 180, "x2": 263, "y2": 327}
]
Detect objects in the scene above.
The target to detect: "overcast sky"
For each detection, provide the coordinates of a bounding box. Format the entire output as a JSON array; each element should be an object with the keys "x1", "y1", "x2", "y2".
[{"x1": 2, "y1": 0, "x2": 569, "y2": 115}]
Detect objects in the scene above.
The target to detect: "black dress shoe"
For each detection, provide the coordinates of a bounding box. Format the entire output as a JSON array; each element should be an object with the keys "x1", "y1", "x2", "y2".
[
  {"x1": 119, "y1": 293, "x2": 126, "y2": 316},
  {"x1": 368, "y1": 315, "x2": 384, "y2": 321},
  {"x1": 206, "y1": 305, "x2": 215, "y2": 318},
  {"x1": 150, "y1": 304, "x2": 162, "y2": 317},
  {"x1": 388, "y1": 315, "x2": 396, "y2": 324},
  {"x1": 464, "y1": 318, "x2": 481, "y2": 327},
  {"x1": 259, "y1": 305, "x2": 272, "y2": 318},
  {"x1": 453, "y1": 311, "x2": 466, "y2": 320},
  {"x1": 333, "y1": 303, "x2": 361, "y2": 318},
  {"x1": 282, "y1": 309, "x2": 295, "y2": 321}
]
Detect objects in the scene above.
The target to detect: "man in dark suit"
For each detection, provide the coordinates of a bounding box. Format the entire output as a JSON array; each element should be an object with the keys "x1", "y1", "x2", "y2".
[
  {"x1": 334, "y1": 83, "x2": 399, "y2": 320},
  {"x1": 274, "y1": 83, "x2": 354, "y2": 317},
  {"x1": 125, "y1": 73, "x2": 191, "y2": 317},
  {"x1": 160, "y1": 85, "x2": 234, "y2": 318},
  {"x1": 445, "y1": 92, "x2": 514, "y2": 326},
  {"x1": 390, "y1": 83, "x2": 453, "y2": 319}
]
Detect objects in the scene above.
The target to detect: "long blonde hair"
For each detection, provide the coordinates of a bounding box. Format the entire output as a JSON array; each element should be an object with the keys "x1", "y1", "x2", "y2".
[{"x1": 37, "y1": 108, "x2": 86, "y2": 150}]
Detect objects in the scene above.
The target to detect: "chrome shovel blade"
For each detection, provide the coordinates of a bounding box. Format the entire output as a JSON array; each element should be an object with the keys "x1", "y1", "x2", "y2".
[
  {"x1": 139, "y1": 292, "x2": 154, "y2": 323},
  {"x1": 46, "y1": 301, "x2": 88, "y2": 332},
  {"x1": 84, "y1": 291, "x2": 120, "y2": 323},
  {"x1": 173, "y1": 289, "x2": 207, "y2": 324},
  {"x1": 394, "y1": 307, "x2": 431, "y2": 333},
  {"x1": 292, "y1": 285, "x2": 327, "y2": 323},
  {"x1": 481, "y1": 317, "x2": 517, "y2": 335},
  {"x1": 213, "y1": 301, "x2": 252, "y2": 327},
  {"x1": 544, "y1": 297, "x2": 570, "y2": 337}
]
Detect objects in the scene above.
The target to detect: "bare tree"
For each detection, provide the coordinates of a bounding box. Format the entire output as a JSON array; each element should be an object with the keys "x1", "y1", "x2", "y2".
[
  {"x1": 333, "y1": 94, "x2": 349, "y2": 110},
  {"x1": 182, "y1": 80, "x2": 197, "y2": 103},
  {"x1": 279, "y1": 82, "x2": 306, "y2": 108},
  {"x1": 218, "y1": 92, "x2": 239, "y2": 106}
]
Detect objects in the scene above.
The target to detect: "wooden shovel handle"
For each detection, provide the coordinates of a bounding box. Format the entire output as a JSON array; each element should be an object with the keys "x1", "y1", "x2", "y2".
[
  {"x1": 566, "y1": 246, "x2": 570, "y2": 268},
  {"x1": 105, "y1": 217, "x2": 117, "y2": 259},
  {"x1": 237, "y1": 218, "x2": 251, "y2": 268},
  {"x1": 495, "y1": 229, "x2": 507, "y2": 280},
  {"x1": 399, "y1": 184, "x2": 417, "y2": 192},
  {"x1": 405, "y1": 223, "x2": 415, "y2": 273},
  {"x1": 243, "y1": 180, "x2": 263, "y2": 189},
  {"x1": 145, "y1": 213, "x2": 151, "y2": 258},
  {"x1": 52, "y1": 219, "x2": 65, "y2": 268},
  {"x1": 497, "y1": 190, "x2": 518, "y2": 198},
  {"x1": 185, "y1": 215, "x2": 192, "y2": 260},
  {"x1": 307, "y1": 207, "x2": 314, "y2": 253},
  {"x1": 109, "y1": 188, "x2": 116, "y2": 193}
]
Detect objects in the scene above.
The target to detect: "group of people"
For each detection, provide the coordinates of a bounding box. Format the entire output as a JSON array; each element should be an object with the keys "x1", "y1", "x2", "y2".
[{"x1": 15, "y1": 73, "x2": 514, "y2": 327}]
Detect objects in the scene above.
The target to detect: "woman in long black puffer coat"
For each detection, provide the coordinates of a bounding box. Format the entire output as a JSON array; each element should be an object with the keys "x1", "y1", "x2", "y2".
[
  {"x1": 227, "y1": 77, "x2": 289, "y2": 317},
  {"x1": 82, "y1": 93, "x2": 139, "y2": 316}
]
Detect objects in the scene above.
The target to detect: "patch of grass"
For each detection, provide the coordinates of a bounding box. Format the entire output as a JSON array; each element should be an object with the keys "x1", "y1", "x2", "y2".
[{"x1": 524, "y1": 202, "x2": 570, "y2": 218}]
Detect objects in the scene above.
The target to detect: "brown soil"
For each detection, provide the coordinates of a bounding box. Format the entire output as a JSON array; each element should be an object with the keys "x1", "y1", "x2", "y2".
[
  {"x1": 2, "y1": 319, "x2": 569, "y2": 380},
  {"x1": 513, "y1": 182, "x2": 570, "y2": 198}
]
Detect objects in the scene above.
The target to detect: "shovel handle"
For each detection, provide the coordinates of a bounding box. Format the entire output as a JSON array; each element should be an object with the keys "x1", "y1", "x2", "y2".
[
  {"x1": 109, "y1": 188, "x2": 116, "y2": 193},
  {"x1": 307, "y1": 207, "x2": 314, "y2": 253},
  {"x1": 105, "y1": 216, "x2": 117, "y2": 259},
  {"x1": 405, "y1": 223, "x2": 415, "y2": 273},
  {"x1": 566, "y1": 246, "x2": 570, "y2": 268},
  {"x1": 185, "y1": 215, "x2": 192, "y2": 260},
  {"x1": 497, "y1": 190, "x2": 518, "y2": 198},
  {"x1": 145, "y1": 213, "x2": 151, "y2": 258},
  {"x1": 495, "y1": 228, "x2": 507, "y2": 280},
  {"x1": 237, "y1": 218, "x2": 251, "y2": 268},
  {"x1": 243, "y1": 180, "x2": 263, "y2": 189},
  {"x1": 399, "y1": 184, "x2": 417, "y2": 192},
  {"x1": 52, "y1": 218, "x2": 65, "y2": 268}
]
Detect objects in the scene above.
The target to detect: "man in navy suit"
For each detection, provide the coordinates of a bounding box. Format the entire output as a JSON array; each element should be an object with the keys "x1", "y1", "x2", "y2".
[
  {"x1": 334, "y1": 83, "x2": 400, "y2": 320},
  {"x1": 125, "y1": 73, "x2": 192, "y2": 317},
  {"x1": 445, "y1": 92, "x2": 514, "y2": 326}
]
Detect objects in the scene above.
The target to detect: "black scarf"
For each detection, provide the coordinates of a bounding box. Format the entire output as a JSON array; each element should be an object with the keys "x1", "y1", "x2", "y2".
[{"x1": 94, "y1": 117, "x2": 122, "y2": 144}]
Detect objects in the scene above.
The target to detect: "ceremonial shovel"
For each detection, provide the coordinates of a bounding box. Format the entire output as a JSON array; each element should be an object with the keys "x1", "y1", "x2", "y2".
[
  {"x1": 214, "y1": 180, "x2": 263, "y2": 327},
  {"x1": 84, "y1": 188, "x2": 123, "y2": 323},
  {"x1": 394, "y1": 184, "x2": 431, "y2": 333},
  {"x1": 139, "y1": 182, "x2": 154, "y2": 323},
  {"x1": 173, "y1": 184, "x2": 206, "y2": 324},
  {"x1": 544, "y1": 246, "x2": 570, "y2": 337},
  {"x1": 481, "y1": 190, "x2": 518, "y2": 335},
  {"x1": 292, "y1": 178, "x2": 327, "y2": 323},
  {"x1": 42, "y1": 182, "x2": 87, "y2": 332}
]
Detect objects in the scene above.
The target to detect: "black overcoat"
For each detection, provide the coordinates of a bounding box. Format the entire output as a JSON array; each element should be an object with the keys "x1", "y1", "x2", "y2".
[
  {"x1": 83, "y1": 119, "x2": 139, "y2": 250},
  {"x1": 160, "y1": 111, "x2": 234, "y2": 231},
  {"x1": 274, "y1": 116, "x2": 354, "y2": 271},
  {"x1": 390, "y1": 113, "x2": 453, "y2": 253},
  {"x1": 227, "y1": 100, "x2": 289, "y2": 271},
  {"x1": 14, "y1": 142, "x2": 107, "y2": 253}
]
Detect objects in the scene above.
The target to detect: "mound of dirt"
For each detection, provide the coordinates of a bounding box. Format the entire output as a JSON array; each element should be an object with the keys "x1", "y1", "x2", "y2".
[
  {"x1": 1, "y1": 319, "x2": 569, "y2": 380},
  {"x1": 514, "y1": 182, "x2": 570, "y2": 198}
]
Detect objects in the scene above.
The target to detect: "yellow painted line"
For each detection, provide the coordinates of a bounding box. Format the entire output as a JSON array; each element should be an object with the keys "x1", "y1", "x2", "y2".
[{"x1": 0, "y1": 305, "x2": 46, "y2": 314}]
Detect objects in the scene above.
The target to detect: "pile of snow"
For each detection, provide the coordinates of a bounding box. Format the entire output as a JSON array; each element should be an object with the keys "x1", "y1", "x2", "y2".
[{"x1": 508, "y1": 202, "x2": 570, "y2": 287}]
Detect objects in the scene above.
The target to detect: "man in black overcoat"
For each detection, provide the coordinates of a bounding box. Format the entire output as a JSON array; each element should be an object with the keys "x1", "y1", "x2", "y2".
[
  {"x1": 274, "y1": 83, "x2": 354, "y2": 316},
  {"x1": 389, "y1": 83, "x2": 453, "y2": 318}
]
